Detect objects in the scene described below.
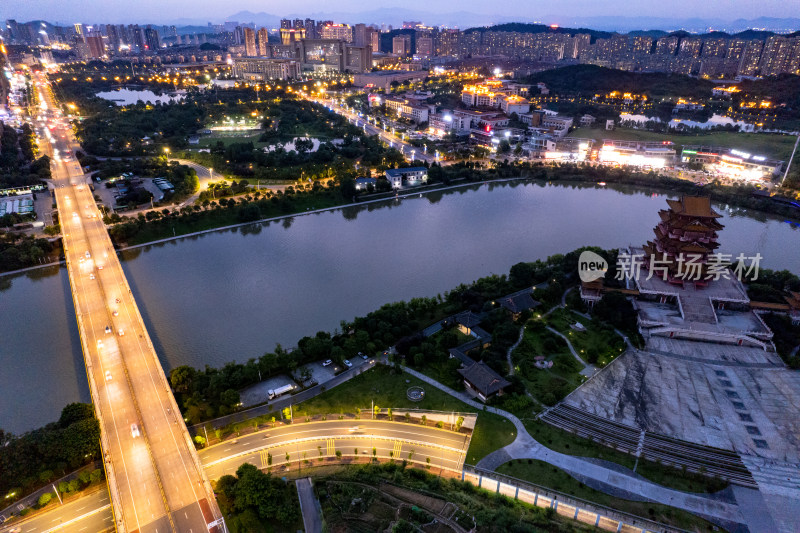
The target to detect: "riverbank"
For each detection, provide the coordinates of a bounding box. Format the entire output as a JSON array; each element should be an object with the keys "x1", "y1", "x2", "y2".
[{"x1": 2, "y1": 165, "x2": 796, "y2": 279}]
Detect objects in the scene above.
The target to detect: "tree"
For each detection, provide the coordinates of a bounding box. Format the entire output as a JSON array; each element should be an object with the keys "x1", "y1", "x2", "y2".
[
  {"x1": 339, "y1": 177, "x2": 356, "y2": 199},
  {"x1": 420, "y1": 415, "x2": 427, "y2": 425},
  {"x1": 58, "y1": 403, "x2": 94, "y2": 428},
  {"x1": 194, "y1": 435, "x2": 206, "y2": 447},
  {"x1": 90, "y1": 469, "x2": 104, "y2": 483},
  {"x1": 335, "y1": 450, "x2": 342, "y2": 461},
  {"x1": 220, "y1": 389, "x2": 240, "y2": 409},
  {"x1": 169, "y1": 366, "x2": 195, "y2": 393},
  {"x1": 282, "y1": 407, "x2": 292, "y2": 421},
  {"x1": 38, "y1": 493, "x2": 53, "y2": 507}
]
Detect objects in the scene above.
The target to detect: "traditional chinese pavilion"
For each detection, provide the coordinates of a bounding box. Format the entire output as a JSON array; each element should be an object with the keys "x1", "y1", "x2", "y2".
[{"x1": 642, "y1": 195, "x2": 723, "y2": 286}]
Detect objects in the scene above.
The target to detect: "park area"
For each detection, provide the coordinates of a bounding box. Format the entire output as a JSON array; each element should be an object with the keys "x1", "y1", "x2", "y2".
[{"x1": 295, "y1": 365, "x2": 517, "y2": 465}]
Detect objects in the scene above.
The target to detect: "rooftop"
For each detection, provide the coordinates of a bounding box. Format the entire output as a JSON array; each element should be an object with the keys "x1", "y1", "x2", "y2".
[
  {"x1": 666, "y1": 196, "x2": 722, "y2": 218},
  {"x1": 385, "y1": 167, "x2": 428, "y2": 177},
  {"x1": 458, "y1": 361, "x2": 511, "y2": 396}
]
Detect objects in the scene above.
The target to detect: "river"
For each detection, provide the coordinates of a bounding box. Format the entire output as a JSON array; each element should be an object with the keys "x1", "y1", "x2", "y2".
[{"x1": 1, "y1": 181, "x2": 798, "y2": 433}]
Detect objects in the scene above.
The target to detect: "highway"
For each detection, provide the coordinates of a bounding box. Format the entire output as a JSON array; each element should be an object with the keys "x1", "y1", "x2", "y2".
[
  {"x1": 33, "y1": 73, "x2": 224, "y2": 533},
  {"x1": 0, "y1": 420, "x2": 471, "y2": 533},
  {"x1": 2, "y1": 489, "x2": 113, "y2": 533},
  {"x1": 199, "y1": 419, "x2": 471, "y2": 479}
]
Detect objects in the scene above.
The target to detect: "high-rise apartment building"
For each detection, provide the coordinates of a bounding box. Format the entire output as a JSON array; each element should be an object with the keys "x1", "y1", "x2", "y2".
[
  {"x1": 243, "y1": 27, "x2": 257, "y2": 56},
  {"x1": 416, "y1": 34, "x2": 433, "y2": 57},
  {"x1": 144, "y1": 27, "x2": 161, "y2": 52},
  {"x1": 655, "y1": 36, "x2": 679, "y2": 55},
  {"x1": 393, "y1": 34, "x2": 411, "y2": 56},
  {"x1": 353, "y1": 23, "x2": 368, "y2": 46},
  {"x1": 257, "y1": 27, "x2": 269, "y2": 56},
  {"x1": 85, "y1": 32, "x2": 105, "y2": 59},
  {"x1": 304, "y1": 19, "x2": 316, "y2": 39},
  {"x1": 320, "y1": 23, "x2": 353, "y2": 43},
  {"x1": 371, "y1": 31, "x2": 381, "y2": 54},
  {"x1": 279, "y1": 27, "x2": 306, "y2": 45}
]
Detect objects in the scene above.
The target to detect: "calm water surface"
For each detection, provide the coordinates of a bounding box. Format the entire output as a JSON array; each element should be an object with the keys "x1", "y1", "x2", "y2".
[
  {"x1": 96, "y1": 88, "x2": 185, "y2": 106},
  {"x1": 1, "y1": 182, "x2": 798, "y2": 432}
]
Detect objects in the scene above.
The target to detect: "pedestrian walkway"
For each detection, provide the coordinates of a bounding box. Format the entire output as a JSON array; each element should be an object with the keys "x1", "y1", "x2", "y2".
[
  {"x1": 398, "y1": 365, "x2": 748, "y2": 528},
  {"x1": 506, "y1": 326, "x2": 525, "y2": 375},
  {"x1": 545, "y1": 325, "x2": 597, "y2": 376},
  {"x1": 296, "y1": 477, "x2": 322, "y2": 533}
]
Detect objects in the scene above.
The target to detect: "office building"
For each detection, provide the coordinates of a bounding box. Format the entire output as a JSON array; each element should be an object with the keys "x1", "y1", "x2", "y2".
[
  {"x1": 292, "y1": 39, "x2": 369, "y2": 73},
  {"x1": 231, "y1": 58, "x2": 301, "y2": 80},
  {"x1": 353, "y1": 70, "x2": 426, "y2": 90}
]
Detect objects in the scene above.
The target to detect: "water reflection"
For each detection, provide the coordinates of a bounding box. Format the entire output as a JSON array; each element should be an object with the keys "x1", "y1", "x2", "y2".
[{"x1": 1, "y1": 181, "x2": 798, "y2": 433}]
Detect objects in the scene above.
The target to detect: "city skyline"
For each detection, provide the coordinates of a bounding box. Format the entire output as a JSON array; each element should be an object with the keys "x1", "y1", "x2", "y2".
[{"x1": 1, "y1": 0, "x2": 799, "y2": 30}]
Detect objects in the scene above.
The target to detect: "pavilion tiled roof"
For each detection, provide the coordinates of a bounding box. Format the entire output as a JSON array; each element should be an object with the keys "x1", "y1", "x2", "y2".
[
  {"x1": 458, "y1": 362, "x2": 511, "y2": 397},
  {"x1": 666, "y1": 196, "x2": 721, "y2": 218}
]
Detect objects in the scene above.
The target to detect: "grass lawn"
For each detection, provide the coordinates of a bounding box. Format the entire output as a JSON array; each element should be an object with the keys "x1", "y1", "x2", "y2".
[
  {"x1": 524, "y1": 419, "x2": 730, "y2": 493},
  {"x1": 544, "y1": 309, "x2": 626, "y2": 366},
  {"x1": 511, "y1": 321, "x2": 585, "y2": 405},
  {"x1": 496, "y1": 460, "x2": 725, "y2": 532},
  {"x1": 524, "y1": 419, "x2": 636, "y2": 470},
  {"x1": 295, "y1": 365, "x2": 516, "y2": 465},
  {"x1": 196, "y1": 132, "x2": 267, "y2": 149},
  {"x1": 571, "y1": 127, "x2": 798, "y2": 160}
]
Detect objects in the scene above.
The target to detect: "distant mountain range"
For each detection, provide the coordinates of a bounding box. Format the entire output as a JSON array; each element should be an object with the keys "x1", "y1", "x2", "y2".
[{"x1": 187, "y1": 10, "x2": 800, "y2": 34}]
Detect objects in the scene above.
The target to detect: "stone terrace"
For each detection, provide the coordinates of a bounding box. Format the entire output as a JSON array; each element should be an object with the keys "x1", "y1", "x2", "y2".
[{"x1": 563, "y1": 337, "x2": 800, "y2": 463}]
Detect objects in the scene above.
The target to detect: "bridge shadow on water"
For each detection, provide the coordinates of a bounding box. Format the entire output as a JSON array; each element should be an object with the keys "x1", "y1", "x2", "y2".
[
  {"x1": 59, "y1": 266, "x2": 92, "y2": 405},
  {"x1": 120, "y1": 260, "x2": 171, "y2": 374}
]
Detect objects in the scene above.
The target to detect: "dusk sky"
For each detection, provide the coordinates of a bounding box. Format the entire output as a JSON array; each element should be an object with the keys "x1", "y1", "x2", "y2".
[{"x1": 0, "y1": 0, "x2": 793, "y2": 25}]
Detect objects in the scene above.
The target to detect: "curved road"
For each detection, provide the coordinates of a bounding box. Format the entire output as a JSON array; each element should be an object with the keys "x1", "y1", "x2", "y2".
[{"x1": 0, "y1": 420, "x2": 470, "y2": 533}]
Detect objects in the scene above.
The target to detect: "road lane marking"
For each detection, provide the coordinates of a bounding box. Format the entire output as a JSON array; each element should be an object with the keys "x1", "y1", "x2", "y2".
[{"x1": 36, "y1": 503, "x2": 111, "y2": 533}]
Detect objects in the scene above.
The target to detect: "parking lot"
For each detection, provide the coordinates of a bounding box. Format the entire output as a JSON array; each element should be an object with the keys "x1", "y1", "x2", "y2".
[{"x1": 239, "y1": 374, "x2": 297, "y2": 407}]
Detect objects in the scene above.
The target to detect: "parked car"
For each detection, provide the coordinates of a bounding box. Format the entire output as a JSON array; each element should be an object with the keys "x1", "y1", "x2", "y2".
[
  {"x1": 343, "y1": 359, "x2": 352, "y2": 368},
  {"x1": 322, "y1": 359, "x2": 333, "y2": 366}
]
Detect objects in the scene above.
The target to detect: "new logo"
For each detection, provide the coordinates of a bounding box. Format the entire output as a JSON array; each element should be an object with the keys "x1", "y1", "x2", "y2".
[{"x1": 578, "y1": 251, "x2": 608, "y2": 283}]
